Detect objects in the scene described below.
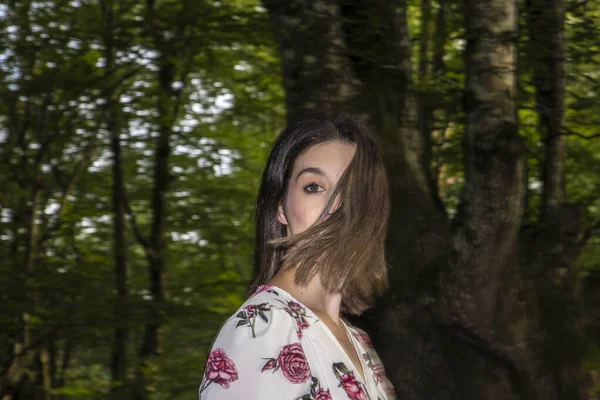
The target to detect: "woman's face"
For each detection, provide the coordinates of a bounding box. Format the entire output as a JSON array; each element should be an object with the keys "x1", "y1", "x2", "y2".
[{"x1": 277, "y1": 141, "x2": 356, "y2": 236}]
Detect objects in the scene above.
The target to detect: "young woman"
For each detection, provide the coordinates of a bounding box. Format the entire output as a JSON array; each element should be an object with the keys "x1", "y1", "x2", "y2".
[{"x1": 198, "y1": 112, "x2": 396, "y2": 399}]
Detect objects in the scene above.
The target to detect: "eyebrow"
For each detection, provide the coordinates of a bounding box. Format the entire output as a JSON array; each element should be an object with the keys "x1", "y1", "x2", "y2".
[{"x1": 295, "y1": 167, "x2": 326, "y2": 181}]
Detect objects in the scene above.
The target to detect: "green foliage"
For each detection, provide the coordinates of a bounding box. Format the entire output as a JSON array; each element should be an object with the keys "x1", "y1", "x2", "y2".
[
  {"x1": 0, "y1": 0, "x2": 283, "y2": 398},
  {"x1": 51, "y1": 363, "x2": 111, "y2": 399}
]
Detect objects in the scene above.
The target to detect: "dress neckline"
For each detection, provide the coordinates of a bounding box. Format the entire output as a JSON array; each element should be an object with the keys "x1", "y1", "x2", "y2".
[
  {"x1": 255, "y1": 284, "x2": 320, "y2": 322},
  {"x1": 254, "y1": 284, "x2": 370, "y2": 391}
]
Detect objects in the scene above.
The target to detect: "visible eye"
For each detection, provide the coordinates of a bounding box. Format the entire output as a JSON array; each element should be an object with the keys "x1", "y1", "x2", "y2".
[{"x1": 303, "y1": 182, "x2": 324, "y2": 194}]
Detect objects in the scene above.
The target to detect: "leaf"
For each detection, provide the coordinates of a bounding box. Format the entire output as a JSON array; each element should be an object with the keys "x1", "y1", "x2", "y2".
[
  {"x1": 332, "y1": 362, "x2": 351, "y2": 378},
  {"x1": 261, "y1": 358, "x2": 277, "y2": 372},
  {"x1": 311, "y1": 376, "x2": 319, "y2": 389},
  {"x1": 236, "y1": 320, "x2": 247, "y2": 328},
  {"x1": 258, "y1": 310, "x2": 268, "y2": 323}
]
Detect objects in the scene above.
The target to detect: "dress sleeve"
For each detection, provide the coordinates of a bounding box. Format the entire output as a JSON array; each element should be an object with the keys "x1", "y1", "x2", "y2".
[
  {"x1": 198, "y1": 304, "x2": 313, "y2": 400},
  {"x1": 351, "y1": 326, "x2": 397, "y2": 400}
]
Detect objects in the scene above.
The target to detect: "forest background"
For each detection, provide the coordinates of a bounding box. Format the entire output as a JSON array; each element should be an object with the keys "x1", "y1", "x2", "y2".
[{"x1": 1, "y1": 0, "x2": 599, "y2": 399}]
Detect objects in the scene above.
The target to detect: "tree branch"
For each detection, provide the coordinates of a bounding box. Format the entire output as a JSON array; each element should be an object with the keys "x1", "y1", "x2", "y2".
[
  {"x1": 40, "y1": 145, "x2": 96, "y2": 246},
  {"x1": 561, "y1": 125, "x2": 600, "y2": 140},
  {"x1": 0, "y1": 327, "x2": 58, "y2": 378},
  {"x1": 123, "y1": 194, "x2": 149, "y2": 251}
]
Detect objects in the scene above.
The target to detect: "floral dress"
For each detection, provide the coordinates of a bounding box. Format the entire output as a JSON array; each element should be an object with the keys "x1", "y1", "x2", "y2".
[{"x1": 198, "y1": 285, "x2": 396, "y2": 400}]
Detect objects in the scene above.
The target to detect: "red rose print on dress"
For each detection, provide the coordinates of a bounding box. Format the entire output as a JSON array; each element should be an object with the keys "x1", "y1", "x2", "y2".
[
  {"x1": 297, "y1": 376, "x2": 332, "y2": 400},
  {"x1": 297, "y1": 319, "x2": 310, "y2": 336},
  {"x1": 288, "y1": 301, "x2": 304, "y2": 313},
  {"x1": 353, "y1": 328, "x2": 396, "y2": 399},
  {"x1": 373, "y1": 363, "x2": 396, "y2": 398},
  {"x1": 277, "y1": 299, "x2": 311, "y2": 339},
  {"x1": 333, "y1": 362, "x2": 368, "y2": 400},
  {"x1": 279, "y1": 343, "x2": 311, "y2": 383},
  {"x1": 355, "y1": 332, "x2": 374, "y2": 349},
  {"x1": 340, "y1": 372, "x2": 367, "y2": 400},
  {"x1": 261, "y1": 343, "x2": 311, "y2": 384},
  {"x1": 314, "y1": 388, "x2": 333, "y2": 400},
  {"x1": 244, "y1": 304, "x2": 258, "y2": 316},
  {"x1": 373, "y1": 364, "x2": 385, "y2": 384},
  {"x1": 199, "y1": 349, "x2": 239, "y2": 395},
  {"x1": 253, "y1": 284, "x2": 279, "y2": 296}
]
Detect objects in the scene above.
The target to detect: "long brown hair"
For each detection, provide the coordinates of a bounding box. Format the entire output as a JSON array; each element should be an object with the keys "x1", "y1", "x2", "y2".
[{"x1": 251, "y1": 112, "x2": 390, "y2": 315}]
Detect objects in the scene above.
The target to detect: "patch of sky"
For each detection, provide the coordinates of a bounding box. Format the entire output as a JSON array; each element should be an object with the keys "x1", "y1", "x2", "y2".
[
  {"x1": 67, "y1": 39, "x2": 81, "y2": 50},
  {"x1": 171, "y1": 231, "x2": 201, "y2": 243},
  {"x1": 214, "y1": 148, "x2": 235, "y2": 176},
  {"x1": 129, "y1": 46, "x2": 158, "y2": 67},
  {"x1": 234, "y1": 61, "x2": 250, "y2": 71},
  {"x1": 1, "y1": 208, "x2": 12, "y2": 223},
  {"x1": 0, "y1": 4, "x2": 8, "y2": 20},
  {"x1": 89, "y1": 149, "x2": 111, "y2": 173},
  {"x1": 6, "y1": 25, "x2": 19, "y2": 42},
  {"x1": 30, "y1": 23, "x2": 43, "y2": 33},
  {"x1": 45, "y1": 202, "x2": 60, "y2": 215},
  {"x1": 79, "y1": 216, "x2": 108, "y2": 235},
  {"x1": 528, "y1": 179, "x2": 542, "y2": 190},
  {"x1": 0, "y1": 48, "x2": 14, "y2": 64}
]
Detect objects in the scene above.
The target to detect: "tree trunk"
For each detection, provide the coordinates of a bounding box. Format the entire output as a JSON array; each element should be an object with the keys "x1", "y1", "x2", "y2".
[
  {"x1": 1, "y1": 4, "x2": 46, "y2": 396},
  {"x1": 33, "y1": 345, "x2": 51, "y2": 400},
  {"x1": 527, "y1": 0, "x2": 566, "y2": 220},
  {"x1": 133, "y1": 2, "x2": 178, "y2": 398},
  {"x1": 108, "y1": 105, "x2": 130, "y2": 398},
  {"x1": 418, "y1": 0, "x2": 431, "y2": 82},
  {"x1": 262, "y1": 0, "x2": 593, "y2": 399},
  {"x1": 134, "y1": 84, "x2": 170, "y2": 400},
  {"x1": 432, "y1": 0, "x2": 446, "y2": 76},
  {"x1": 434, "y1": 1, "x2": 531, "y2": 398},
  {"x1": 418, "y1": 0, "x2": 433, "y2": 172},
  {"x1": 526, "y1": 0, "x2": 591, "y2": 397},
  {"x1": 2, "y1": 123, "x2": 50, "y2": 400},
  {"x1": 430, "y1": 0, "x2": 447, "y2": 192},
  {"x1": 262, "y1": 0, "x2": 361, "y2": 123},
  {"x1": 102, "y1": 1, "x2": 130, "y2": 396}
]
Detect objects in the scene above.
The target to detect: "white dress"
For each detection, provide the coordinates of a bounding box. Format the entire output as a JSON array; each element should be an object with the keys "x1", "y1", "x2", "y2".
[{"x1": 198, "y1": 285, "x2": 396, "y2": 400}]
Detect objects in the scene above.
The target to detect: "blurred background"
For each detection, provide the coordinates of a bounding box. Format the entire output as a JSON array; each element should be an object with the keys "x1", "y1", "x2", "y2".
[{"x1": 0, "y1": 0, "x2": 599, "y2": 399}]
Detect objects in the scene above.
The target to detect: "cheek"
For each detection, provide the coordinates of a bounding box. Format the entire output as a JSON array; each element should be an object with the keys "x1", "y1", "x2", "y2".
[{"x1": 285, "y1": 189, "x2": 324, "y2": 233}]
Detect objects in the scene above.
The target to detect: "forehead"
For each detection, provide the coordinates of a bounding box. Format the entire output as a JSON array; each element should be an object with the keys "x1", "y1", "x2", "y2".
[{"x1": 294, "y1": 141, "x2": 356, "y2": 175}]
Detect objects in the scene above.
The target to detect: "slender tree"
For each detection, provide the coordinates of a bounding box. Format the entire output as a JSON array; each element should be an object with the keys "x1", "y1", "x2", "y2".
[
  {"x1": 131, "y1": 2, "x2": 197, "y2": 398},
  {"x1": 1, "y1": 2, "x2": 54, "y2": 397},
  {"x1": 526, "y1": 0, "x2": 591, "y2": 397},
  {"x1": 527, "y1": 0, "x2": 566, "y2": 219},
  {"x1": 99, "y1": 0, "x2": 131, "y2": 396}
]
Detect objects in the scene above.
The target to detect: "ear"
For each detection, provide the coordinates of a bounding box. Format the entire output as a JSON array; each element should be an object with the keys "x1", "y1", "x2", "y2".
[{"x1": 277, "y1": 202, "x2": 288, "y2": 225}]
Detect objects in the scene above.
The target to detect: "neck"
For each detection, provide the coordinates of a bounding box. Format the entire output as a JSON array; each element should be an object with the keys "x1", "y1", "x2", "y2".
[{"x1": 267, "y1": 266, "x2": 343, "y2": 325}]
